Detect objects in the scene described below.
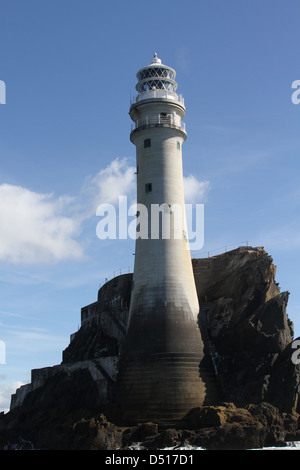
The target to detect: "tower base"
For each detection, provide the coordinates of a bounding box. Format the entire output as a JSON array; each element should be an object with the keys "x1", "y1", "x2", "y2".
[{"x1": 115, "y1": 302, "x2": 219, "y2": 424}]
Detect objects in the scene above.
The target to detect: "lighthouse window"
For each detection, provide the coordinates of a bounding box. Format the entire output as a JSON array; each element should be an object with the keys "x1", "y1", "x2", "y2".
[
  {"x1": 177, "y1": 141, "x2": 181, "y2": 150},
  {"x1": 145, "y1": 183, "x2": 152, "y2": 193},
  {"x1": 144, "y1": 138, "x2": 151, "y2": 148}
]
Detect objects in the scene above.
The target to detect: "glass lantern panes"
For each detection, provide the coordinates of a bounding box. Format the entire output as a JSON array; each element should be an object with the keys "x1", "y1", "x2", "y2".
[
  {"x1": 137, "y1": 79, "x2": 176, "y2": 93},
  {"x1": 136, "y1": 65, "x2": 177, "y2": 94},
  {"x1": 137, "y1": 67, "x2": 176, "y2": 81}
]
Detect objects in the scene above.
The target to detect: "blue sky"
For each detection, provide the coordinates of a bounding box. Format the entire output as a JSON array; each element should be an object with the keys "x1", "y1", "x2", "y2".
[{"x1": 0, "y1": 0, "x2": 300, "y2": 411}]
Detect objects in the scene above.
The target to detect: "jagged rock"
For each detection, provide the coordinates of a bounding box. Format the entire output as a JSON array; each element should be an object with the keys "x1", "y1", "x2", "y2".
[
  {"x1": 121, "y1": 403, "x2": 295, "y2": 450},
  {"x1": 263, "y1": 339, "x2": 300, "y2": 412},
  {"x1": 129, "y1": 422, "x2": 159, "y2": 443},
  {"x1": 136, "y1": 430, "x2": 181, "y2": 450},
  {"x1": 62, "y1": 317, "x2": 120, "y2": 364},
  {"x1": 1, "y1": 403, "x2": 299, "y2": 450},
  {"x1": 181, "y1": 402, "x2": 296, "y2": 450},
  {"x1": 184, "y1": 403, "x2": 259, "y2": 429},
  {"x1": 69, "y1": 415, "x2": 123, "y2": 450},
  {"x1": 194, "y1": 247, "x2": 295, "y2": 411},
  {"x1": 0, "y1": 367, "x2": 106, "y2": 449}
]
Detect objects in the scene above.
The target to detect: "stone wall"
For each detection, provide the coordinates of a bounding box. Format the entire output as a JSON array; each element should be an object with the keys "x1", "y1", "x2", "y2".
[
  {"x1": 10, "y1": 357, "x2": 119, "y2": 411},
  {"x1": 81, "y1": 273, "x2": 132, "y2": 326}
]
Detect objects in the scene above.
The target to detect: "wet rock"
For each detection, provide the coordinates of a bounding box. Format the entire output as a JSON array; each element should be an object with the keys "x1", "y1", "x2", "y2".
[
  {"x1": 130, "y1": 422, "x2": 159, "y2": 442},
  {"x1": 70, "y1": 416, "x2": 123, "y2": 450},
  {"x1": 142, "y1": 428, "x2": 180, "y2": 449}
]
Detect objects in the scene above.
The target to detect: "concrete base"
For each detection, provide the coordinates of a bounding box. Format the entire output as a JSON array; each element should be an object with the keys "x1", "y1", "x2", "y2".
[{"x1": 115, "y1": 302, "x2": 219, "y2": 423}]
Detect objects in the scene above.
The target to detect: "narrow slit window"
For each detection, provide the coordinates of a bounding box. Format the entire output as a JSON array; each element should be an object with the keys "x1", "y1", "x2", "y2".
[
  {"x1": 145, "y1": 183, "x2": 152, "y2": 193},
  {"x1": 177, "y1": 141, "x2": 181, "y2": 150},
  {"x1": 144, "y1": 138, "x2": 151, "y2": 148}
]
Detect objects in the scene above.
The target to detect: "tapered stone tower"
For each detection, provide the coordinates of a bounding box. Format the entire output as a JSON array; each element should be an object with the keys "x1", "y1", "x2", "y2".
[{"x1": 116, "y1": 54, "x2": 212, "y2": 423}]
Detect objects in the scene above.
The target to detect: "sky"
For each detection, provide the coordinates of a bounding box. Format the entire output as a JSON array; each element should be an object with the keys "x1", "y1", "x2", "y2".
[{"x1": 0, "y1": 0, "x2": 299, "y2": 412}]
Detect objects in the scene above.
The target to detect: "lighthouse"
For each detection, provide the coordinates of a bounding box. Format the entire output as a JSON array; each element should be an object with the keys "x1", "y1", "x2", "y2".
[{"x1": 116, "y1": 54, "x2": 214, "y2": 422}]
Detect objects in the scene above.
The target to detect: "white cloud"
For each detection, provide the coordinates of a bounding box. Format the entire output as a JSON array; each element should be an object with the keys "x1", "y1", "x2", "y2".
[
  {"x1": 0, "y1": 158, "x2": 208, "y2": 265},
  {"x1": 0, "y1": 184, "x2": 83, "y2": 264},
  {"x1": 0, "y1": 380, "x2": 24, "y2": 413},
  {"x1": 83, "y1": 158, "x2": 209, "y2": 207},
  {"x1": 0, "y1": 158, "x2": 136, "y2": 265},
  {"x1": 183, "y1": 175, "x2": 210, "y2": 203},
  {"x1": 82, "y1": 157, "x2": 136, "y2": 211}
]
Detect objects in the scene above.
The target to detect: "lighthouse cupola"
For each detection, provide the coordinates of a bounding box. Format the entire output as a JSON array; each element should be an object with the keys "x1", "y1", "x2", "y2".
[
  {"x1": 130, "y1": 53, "x2": 186, "y2": 143},
  {"x1": 135, "y1": 52, "x2": 178, "y2": 95}
]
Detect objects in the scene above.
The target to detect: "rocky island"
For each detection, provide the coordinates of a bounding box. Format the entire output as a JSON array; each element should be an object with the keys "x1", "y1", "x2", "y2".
[{"x1": 1, "y1": 246, "x2": 300, "y2": 450}]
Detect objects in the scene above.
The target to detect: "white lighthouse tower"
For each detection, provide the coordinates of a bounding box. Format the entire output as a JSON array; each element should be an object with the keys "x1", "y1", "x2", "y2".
[{"x1": 116, "y1": 54, "x2": 215, "y2": 422}]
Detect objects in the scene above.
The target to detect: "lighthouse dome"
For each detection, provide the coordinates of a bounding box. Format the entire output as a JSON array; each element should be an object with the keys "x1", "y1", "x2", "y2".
[{"x1": 135, "y1": 53, "x2": 178, "y2": 94}]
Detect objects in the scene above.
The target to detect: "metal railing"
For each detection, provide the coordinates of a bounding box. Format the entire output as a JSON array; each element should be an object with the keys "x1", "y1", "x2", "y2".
[
  {"x1": 131, "y1": 114, "x2": 186, "y2": 133},
  {"x1": 130, "y1": 89, "x2": 185, "y2": 106},
  {"x1": 191, "y1": 241, "x2": 249, "y2": 259},
  {"x1": 100, "y1": 266, "x2": 133, "y2": 289},
  {"x1": 99, "y1": 242, "x2": 250, "y2": 287}
]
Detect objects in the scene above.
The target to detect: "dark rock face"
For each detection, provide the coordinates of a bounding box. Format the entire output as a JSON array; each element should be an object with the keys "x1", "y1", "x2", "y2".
[
  {"x1": 265, "y1": 339, "x2": 300, "y2": 412},
  {"x1": 193, "y1": 247, "x2": 296, "y2": 412},
  {"x1": 62, "y1": 317, "x2": 120, "y2": 364},
  {"x1": 1, "y1": 400, "x2": 298, "y2": 450},
  {"x1": 0, "y1": 368, "x2": 108, "y2": 450},
  {"x1": 1, "y1": 246, "x2": 300, "y2": 450}
]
